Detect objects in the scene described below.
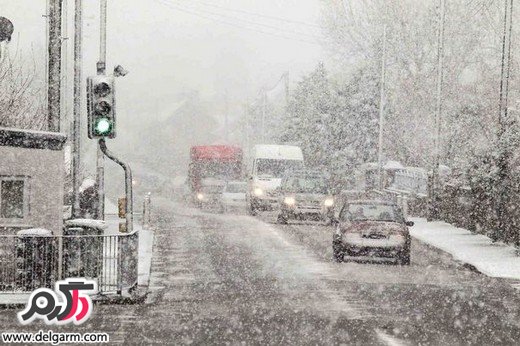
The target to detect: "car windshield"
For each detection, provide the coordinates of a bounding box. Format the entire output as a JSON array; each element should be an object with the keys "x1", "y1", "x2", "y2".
[
  {"x1": 225, "y1": 183, "x2": 247, "y2": 193},
  {"x1": 201, "y1": 185, "x2": 224, "y2": 194},
  {"x1": 283, "y1": 176, "x2": 328, "y2": 194},
  {"x1": 341, "y1": 203, "x2": 403, "y2": 222},
  {"x1": 256, "y1": 159, "x2": 303, "y2": 177}
]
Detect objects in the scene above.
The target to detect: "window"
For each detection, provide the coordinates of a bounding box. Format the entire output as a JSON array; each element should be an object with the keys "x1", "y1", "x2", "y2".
[
  {"x1": 0, "y1": 177, "x2": 28, "y2": 219},
  {"x1": 255, "y1": 159, "x2": 304, "y2": 177},
  {"x1": 283, "y1": 176, "x2": 328, "y2": 194},
  {"x1": 340, "y1": 203, "x2": 403, "y2": 223}
]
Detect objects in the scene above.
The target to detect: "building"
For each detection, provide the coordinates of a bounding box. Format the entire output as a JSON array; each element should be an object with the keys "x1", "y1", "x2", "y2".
[{"x1": 0, "y1": 127, "x2": 66, "y2": 234}]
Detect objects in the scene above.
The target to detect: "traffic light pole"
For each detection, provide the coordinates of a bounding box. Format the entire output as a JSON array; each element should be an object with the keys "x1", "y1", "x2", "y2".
[
  {"x1": 96, "y1": 0, "x2": 107, "y2": 220},
  {"x1": 71, "y1": 0, "x2": 82, "y2": 218},
  {"x1": 99, "y1": 139, "x2": 133, "y2": 233},
  {"x1": 47, "y1": 0, "x2": 63, "y2": 132}
]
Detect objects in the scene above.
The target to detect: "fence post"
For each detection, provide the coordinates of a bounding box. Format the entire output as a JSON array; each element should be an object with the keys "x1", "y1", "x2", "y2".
[
  {"x1": 143, "y1": 193, "x2": 151, "y2": 229},
  {"x1": 16, "y1": 229, "x2": 55, "y2": 291},
  {"x1": 118, "y1": 231, "x2": 139, "y2": 295}
]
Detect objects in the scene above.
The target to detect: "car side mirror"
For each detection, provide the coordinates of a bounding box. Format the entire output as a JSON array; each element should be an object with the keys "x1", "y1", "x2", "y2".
[{"x1": 405, "y1": 221, "x2": 414, "y2": 227}]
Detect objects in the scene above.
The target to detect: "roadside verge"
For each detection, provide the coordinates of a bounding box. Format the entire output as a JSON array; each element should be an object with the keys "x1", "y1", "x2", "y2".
[{"x1": 410, "y1": 218, "x2": 520, "y2": 284}]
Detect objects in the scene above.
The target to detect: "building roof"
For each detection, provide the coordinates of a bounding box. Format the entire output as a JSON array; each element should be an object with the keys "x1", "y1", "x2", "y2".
[{"x1": 0, "y1": 127, "x2": 67, "y2": 150}]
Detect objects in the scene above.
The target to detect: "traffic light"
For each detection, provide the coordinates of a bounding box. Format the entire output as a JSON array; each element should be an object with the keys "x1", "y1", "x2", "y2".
[{"x1": 87, "y1": 75, "x2": 116, "y2": 139}]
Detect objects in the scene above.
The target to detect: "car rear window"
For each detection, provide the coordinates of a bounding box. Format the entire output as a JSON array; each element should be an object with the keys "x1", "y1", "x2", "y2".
[{"x1": 340, "y1": 203, "x2": 403, "y2": 223}]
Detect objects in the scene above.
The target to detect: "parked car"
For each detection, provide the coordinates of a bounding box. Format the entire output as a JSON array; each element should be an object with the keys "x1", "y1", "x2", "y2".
[
  {"x1": 332, "y1": 200, "x2": 413, "y2": 264},
  {"x1": 276, "y1": 170, "x2": 334, "y2": 224},
  {"x1": 222, "y1": 181, "x2": 247, "y2": 213}
]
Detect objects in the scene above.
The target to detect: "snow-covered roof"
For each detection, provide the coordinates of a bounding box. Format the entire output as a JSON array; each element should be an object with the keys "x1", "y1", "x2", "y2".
[
  {"x1": 253, "y1": 144, "x2": 303, "y2": 160},
  {"x1": 17, "y1": 228, "x2": 53, "y2": 236},
  {"x1": 384, "y1": 160, "x2": 404, "y2": 170},
  {"x1": 79, "y1": 178, "x2": 96, "y2": 192},
  {"x1": 65, "y1": 219, "x2": 107, "y2": 230},
  {"x1": 0, "y1": 127, "x2": 67, "y2": 150}
]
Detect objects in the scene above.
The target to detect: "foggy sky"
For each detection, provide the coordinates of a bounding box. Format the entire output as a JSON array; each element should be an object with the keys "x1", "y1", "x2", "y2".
[{"x1": 1, "y1": 0, "x2": 325, "y2": 129}]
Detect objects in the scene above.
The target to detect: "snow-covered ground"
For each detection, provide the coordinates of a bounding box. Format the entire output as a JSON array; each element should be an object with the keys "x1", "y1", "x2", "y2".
[
  {"x1": 138, "y1": 226, "x2": 154, "y2": 287},
  {"x1": 411, "y1": 218, "x2": 520, "y2": 281}
]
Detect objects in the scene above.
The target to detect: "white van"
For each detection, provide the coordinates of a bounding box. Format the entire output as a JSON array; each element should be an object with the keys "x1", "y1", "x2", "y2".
[{"x1": 247, "y1": 144, "x2": 304, "y2": 214}]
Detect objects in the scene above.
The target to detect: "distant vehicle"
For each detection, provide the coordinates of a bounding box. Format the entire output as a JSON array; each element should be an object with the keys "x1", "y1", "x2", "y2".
[
  {"x1": 222, "y1": 181, "x2": 247, "y2": 213},
  {"x1": 353, "y1": 161, "x2": 404, "y2": 192},
  {"x1": 332, "y1": 200, "x2": 413, "y2": 265},
  {"x1": 196, "y1": 178, "x2": 226, "y2": 211},
  {"x1": 188, "y1": 145, "x2": 243, "y2": 208},
  {"x1": 247, "y1": 144, "x2": 304, "y2": 214},
  {"x1": 276, "y1": 170, "x2": 334, "y2": 224}
]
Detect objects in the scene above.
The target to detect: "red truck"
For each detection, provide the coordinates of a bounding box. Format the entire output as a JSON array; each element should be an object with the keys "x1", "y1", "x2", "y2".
[{"x1": 188, "y1": 145, "x2": 243, "y2": 208}]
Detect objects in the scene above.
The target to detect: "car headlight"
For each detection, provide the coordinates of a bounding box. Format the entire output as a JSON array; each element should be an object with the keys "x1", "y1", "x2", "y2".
[
  {"x1": 284, "y1": 196, "x2": 296, "y2": 205},
  {"x1": 324, "y1": 198, "x2": 334, "y2": 207},
  {"x1": 197, "y1": 193, "x2": 204, "y2": 201},
  {"x1": 253, "y1": 187, "x2": 263, "y2": 196}
]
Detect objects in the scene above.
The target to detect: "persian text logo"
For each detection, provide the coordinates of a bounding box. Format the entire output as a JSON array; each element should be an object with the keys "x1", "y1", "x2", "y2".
[{"x1": 18, "y1": 278, "x2": 97, "y2": 326}]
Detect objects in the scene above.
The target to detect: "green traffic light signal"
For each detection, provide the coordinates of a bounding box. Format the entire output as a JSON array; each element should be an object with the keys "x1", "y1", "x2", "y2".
[{"x1": 94, "y1": 117, "x2": 113, "y2": 136}]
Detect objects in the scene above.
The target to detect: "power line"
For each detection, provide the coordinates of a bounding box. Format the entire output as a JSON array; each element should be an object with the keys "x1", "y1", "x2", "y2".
[
  {"x1": 155, "y1": 0, "x2": 321, "y2": 46},
  {"x1": 177, "y1": 0, "x2": 322, "y2": 29},
  {"x1": 164, "y1": 0, "x2": 321, "y2": 40}
]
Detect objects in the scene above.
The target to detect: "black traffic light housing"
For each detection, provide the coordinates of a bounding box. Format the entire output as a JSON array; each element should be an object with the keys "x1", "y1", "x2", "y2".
[{"x1": 87, "y1": 75, "x2": 116, "y2": 139}]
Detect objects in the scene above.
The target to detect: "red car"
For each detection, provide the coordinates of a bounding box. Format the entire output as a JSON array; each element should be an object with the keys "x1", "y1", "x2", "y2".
[{"x1": 332, "y1": 200, "x2": 413, "y2": 265}]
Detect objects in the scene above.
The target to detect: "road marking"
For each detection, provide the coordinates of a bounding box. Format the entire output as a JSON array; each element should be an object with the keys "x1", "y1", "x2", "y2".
[{"x1": 376, "y1": 329, "x2": 410, "y2": 346}]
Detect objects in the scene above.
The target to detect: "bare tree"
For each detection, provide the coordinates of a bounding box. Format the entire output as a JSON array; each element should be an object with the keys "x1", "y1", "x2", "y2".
[{"x1": 0, "y1": 46, "x2": 46, "y2": 130}]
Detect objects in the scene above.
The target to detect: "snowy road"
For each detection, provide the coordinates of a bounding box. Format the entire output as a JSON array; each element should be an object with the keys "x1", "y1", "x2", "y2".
[{"x1": 2, "y1": 198, "x2": 520, "y2": 345}]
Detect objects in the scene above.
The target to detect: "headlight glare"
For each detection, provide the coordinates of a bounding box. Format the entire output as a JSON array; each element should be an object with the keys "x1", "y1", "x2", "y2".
[
  {"x1": 284, "y1": 196, "x2": 296, "y2": 205},
  {"x1": 253, "y1": 187, "x2": 263, "y2": 196},
  {"x1": 324, "y1": 198, "x2": 334, "y2": 207}
]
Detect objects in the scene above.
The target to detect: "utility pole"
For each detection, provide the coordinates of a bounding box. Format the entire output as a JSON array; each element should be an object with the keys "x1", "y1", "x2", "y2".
[
  {"x1": 224, "y1": 91, "x2": 229, "y2": 142},
  {"x1": 44, "y1": 0, "x2": 50, "y2": 112},
  {"x1": 71, "y1": 0, "x2": 83, "y2": 218},
  {"x1": 61, "y1": 0, "x2": 69, "y2": 131},
  {"x1": 284, "y1": 71, "x2": 290, "y2": 108},
  {"x1": 244, "y1": 102, "x2": 250, "y2": 156},
  {"x1": 429, "y1": 0, "x2": 446, "y2": 220},
  {"x1": 96, "y1": 0, "x2": 107, "y2": 220},
  {"x1": 47, "y1": 0, "x2": 63, "y2": 132},
  {"x1": 496, "y1": 0, "x2": 514, "y2": 242},
  {"x1": 261, "y1": 89, "x2": 266, "y2": 143},
  {"x1": 377, "y1": 25, "x2": 387, "y2": 191}
]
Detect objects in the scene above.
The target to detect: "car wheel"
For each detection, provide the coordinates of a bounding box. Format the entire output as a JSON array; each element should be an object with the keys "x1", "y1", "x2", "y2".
[
  {"x1": 277, "y1": 213, "x2": 288, "y2": 224},
  {"x1": 398, "y1": 250, "x2": 411, "y2": 265},
  {"x1": 248, "y1": 203, "x2": 257, "y2": 216},
  {"x1": 333, "y1": 244, "x2": 344, "y2": 263}
]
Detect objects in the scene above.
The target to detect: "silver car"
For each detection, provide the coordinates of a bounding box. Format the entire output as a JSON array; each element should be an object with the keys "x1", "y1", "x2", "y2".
[
  {"x1": 276, "y1": 172, "x2": 334, "y2": 224},
  {"x1": 332, "y1": 200, "x2": 413, "y2": 265}
]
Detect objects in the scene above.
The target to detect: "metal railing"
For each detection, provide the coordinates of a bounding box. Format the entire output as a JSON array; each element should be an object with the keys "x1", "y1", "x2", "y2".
[
  {"x1": 0, "y1": 230, "x2": 139, "y2": 295},
  {"x1": 0, "y1": 235, "x2": 58, "y2": 292}
]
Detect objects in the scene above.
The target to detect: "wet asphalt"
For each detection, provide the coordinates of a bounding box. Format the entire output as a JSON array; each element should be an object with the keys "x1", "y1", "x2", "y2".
[{"x1": 2, "y1": 198, "x2": 520, "y2": 345}]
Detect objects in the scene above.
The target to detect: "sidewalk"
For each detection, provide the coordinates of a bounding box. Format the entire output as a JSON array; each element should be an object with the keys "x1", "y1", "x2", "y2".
[{"x1": 411, "y1": 218, "x2": 520, "y2": 281}]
